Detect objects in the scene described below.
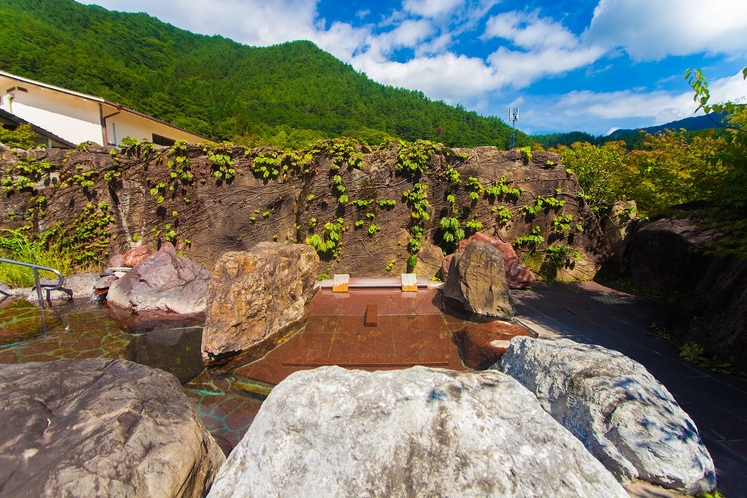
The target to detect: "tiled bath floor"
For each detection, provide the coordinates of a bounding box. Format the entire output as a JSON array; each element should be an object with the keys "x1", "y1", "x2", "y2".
[{"x1": 235, "y1": 289, "x2": 467, "y2": 385}]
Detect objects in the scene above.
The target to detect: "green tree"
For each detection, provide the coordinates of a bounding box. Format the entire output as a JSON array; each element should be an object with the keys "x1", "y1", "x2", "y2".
[
  {"x1": 0, "y1": 0, "x2": 529, "y2": 147},
  {"x1": 554, "y1": 141, "x2": 632, "y2": 212},
  {"x1": 686, "y1": 67, "x2": 747, "y2": 255},
  {"x1": 0, "y1": 124, "x2": 37, "y2": 149},
  {"x1": 624, "y1": 131, "x2": 724, "y2": 215}
]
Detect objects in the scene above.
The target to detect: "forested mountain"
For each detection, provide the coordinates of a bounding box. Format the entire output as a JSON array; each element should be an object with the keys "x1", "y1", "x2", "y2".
[{"x1": 0, "y1": 0, "x2": 528, "y2": 148}]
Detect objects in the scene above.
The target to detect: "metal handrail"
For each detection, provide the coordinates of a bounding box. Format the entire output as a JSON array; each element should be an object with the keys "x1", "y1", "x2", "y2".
[{"x1": 0, "y1": 258, "x2": 70, "y2": 308}]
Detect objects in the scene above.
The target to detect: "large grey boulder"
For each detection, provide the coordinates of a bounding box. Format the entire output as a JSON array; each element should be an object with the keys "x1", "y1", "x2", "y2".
[
  {"x1": 202, "y1": 242, "x2": 319, "y2": 363},
  {"x1": 207, "y1": 366, "x2": 628, "y2": 498},
  {"x1": 443, "y1": 241, "x2": 515, "y2": 319},
  {"x1": 107, "y1": 242, "x2": 211, "y2": 314},
  {"x1": 0, "y1": 358, "x2": 225, "y2": 498},
  {"x1": 442, "y1": 232, "x2": 536, "y2": 289},
  {"x1": 500, "y1": 337, "x2": 716, "y2": 495}
]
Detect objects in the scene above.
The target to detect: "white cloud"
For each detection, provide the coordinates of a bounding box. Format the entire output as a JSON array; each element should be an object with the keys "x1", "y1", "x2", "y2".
[
  {"x1": 557, "y1": 89, "x2": 695, "y2": 121},
  {"x1": 351, "y1": 52, "x2": 499, "y2": 103},
  {"x1": 402, "y1": 0, "x2": 464, "y2": 19},
  {"x1": 585, "y1": 0, "x2": 747, "y2": 61},
  {"x1": 482, "y1": 11, "x2": 605, "y2": 88},
  {"x1": 84, "y1": 0, "x2": 322, "y2": 47},
  {"x1": 483, "y1": 10, "x2": 577, "y2": 50},
  {"x1": 313, "y1": 21, "x2": 371, "y2": 60},
  {"x1": 355, "y1": 19, "x2": 433, "y2": 62},
  {"x1": 487, "y1": 44, "x2": 605, "y2": 88},
  {"x1": 709, "y1": 70, "x2": 747, "y2": 105},
  {"x1": 519, "y1": 71, "x2": 747, "y2": 135}
]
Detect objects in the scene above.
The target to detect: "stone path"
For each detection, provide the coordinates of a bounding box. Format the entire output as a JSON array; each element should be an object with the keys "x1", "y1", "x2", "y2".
[{"x1": 511, "y1": 281, "x2": 747, "y2": 498}]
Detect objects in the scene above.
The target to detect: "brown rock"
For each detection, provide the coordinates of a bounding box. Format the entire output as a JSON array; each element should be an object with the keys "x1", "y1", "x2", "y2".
[
  {"x1": 625, "y1": 218, "x2": 718, "y2": 293},
  {"x1": 414, "y1": 240, "x2": 444, "y2": 279},
  {"x1": 601, "y1": 201, "x2": 638, "y2": 274},
  {"x1": 0, "y1": 358, "x2": 225, "y2": 498},
  {"x1": 202, "y1": 242, "x2": 319, "y2": 363},
  {"x1": 123, "y1": 245, "x2": 153, "y2": 267},
  {"x1": 452, "y1": 321, "x2": 535, "y2": 369},
  {"x1": 443, "y1": 241, "x2": 515, "y2": 320},
  {"x1": 212, "y1": 433, "x2": 235, "y2": 457},
  {"x1": 442, "y1": 232, "x2": 536, "y2": 289}
]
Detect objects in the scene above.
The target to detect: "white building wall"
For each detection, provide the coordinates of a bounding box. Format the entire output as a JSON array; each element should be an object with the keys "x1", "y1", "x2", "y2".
[
  {"x1": 2, "y1": 87, "x2": 103, "y2": 146},
  {"x1": 0, "y1": 72, "x2": 207, "y2": 147},
  {"x1": 107, "y1": 112, "x2": 206, "y2": 146}
]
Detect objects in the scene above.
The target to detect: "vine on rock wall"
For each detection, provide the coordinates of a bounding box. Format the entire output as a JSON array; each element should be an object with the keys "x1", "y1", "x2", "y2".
[{"x1": 0, "y1": 134, "x2": 593, "y2": 279}]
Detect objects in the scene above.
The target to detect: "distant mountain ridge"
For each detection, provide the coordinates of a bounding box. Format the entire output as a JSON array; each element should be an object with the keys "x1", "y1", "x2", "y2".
[
  {"x1": 608, "y1": 112, "x2": 727, "y2": 138},
  {"x1": 533, "y1": 112, "x2": 727, "y2": 149},
  {"x1": 0, "y1": 0, "x2": 529, "y2": 148}
]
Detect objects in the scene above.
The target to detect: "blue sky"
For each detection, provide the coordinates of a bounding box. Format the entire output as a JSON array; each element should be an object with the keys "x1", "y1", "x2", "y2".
[{"x1": 79, "y1": 0, "x2": 747, "y2": 136}]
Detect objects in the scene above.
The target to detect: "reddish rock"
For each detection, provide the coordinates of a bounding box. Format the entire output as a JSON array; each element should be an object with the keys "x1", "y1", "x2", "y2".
[
  {"x1": 452, "y1": 320, "x2": 534, "y2": 369},
  {"x1": 442, "y1": 233, "x2": 536, "y2": 289},
  {"x1": 212, "y1": 433, "x2": 234, "y2": 457},
  {"x1": 123, "y1": 245, "x2": 154, "y2": 267}
]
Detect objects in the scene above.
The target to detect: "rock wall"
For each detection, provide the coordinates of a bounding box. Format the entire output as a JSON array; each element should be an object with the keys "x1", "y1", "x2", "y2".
[
  {"x1": 0, "y1": 143, "x2": 609, "y2": 278},
  {"x1": 624, "y1": 218, "x2": 719, "y2": 293},
  {"x1": 623, "y1": 217, "x2": 747, "y2": 374}
]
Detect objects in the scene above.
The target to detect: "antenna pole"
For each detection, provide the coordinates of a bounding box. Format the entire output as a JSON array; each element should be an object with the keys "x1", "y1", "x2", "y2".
[{"x1": 509, "y1": 108, "x2": 519, "y2": 149}]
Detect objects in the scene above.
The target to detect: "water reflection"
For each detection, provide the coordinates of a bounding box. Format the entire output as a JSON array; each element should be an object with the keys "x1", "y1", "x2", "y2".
[
  {"x1": 125, "y1": 325, "x2": 204, "y2": 383},
  {"x1": 0, "y1": 299, "x2": 62, "y2": 345}
]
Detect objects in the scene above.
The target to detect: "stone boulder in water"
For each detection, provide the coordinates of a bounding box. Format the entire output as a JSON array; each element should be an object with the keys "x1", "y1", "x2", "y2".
[
  {"x1": 202, "y1": 242, "x2": 319, "y2": 363},
  {"x1": 107, "y1": 242, "x2": 210, "y2": 315},
  {"x1": 442, "y1": 232, "x2": 536, "y2": 289},
  {"x1": 452, "y1": 320, "x2": 535, "y2": 369},
  {"x1": 443, "y1": 241, "x2": 515, "y2": 320},
  {"x1": 0, "y1": 358, "x2": 225, "y2": 498}
]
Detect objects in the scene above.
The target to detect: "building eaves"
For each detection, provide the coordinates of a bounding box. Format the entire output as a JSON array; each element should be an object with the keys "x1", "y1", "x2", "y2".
[
  {"x1": 1, "y1": 70, "x2": 212, "y2": 143},
  {"x1": 0, "y1": 108, "x2": 77, "y2": 148},
  {"x1": 0, "y1": 70, "x2": 104, "y2": 103}
]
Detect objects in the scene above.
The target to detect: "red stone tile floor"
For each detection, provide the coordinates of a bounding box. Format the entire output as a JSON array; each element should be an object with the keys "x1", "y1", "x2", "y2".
[{"x1": 234, "y1": 289, "x2": 467, "y2": 386}]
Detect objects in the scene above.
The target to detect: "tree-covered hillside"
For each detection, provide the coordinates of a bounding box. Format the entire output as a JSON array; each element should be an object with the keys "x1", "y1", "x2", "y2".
[{"x1": 0, "y1": 0, "x2": 529, "y2": 148}]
